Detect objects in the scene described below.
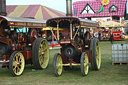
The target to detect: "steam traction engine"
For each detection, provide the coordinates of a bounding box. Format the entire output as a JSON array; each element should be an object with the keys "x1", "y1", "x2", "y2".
[
  {"x1": 47, "y1": 17, "x2": 101, "y2": 76},
  {"x1": 0, "y1": 16, "x2": 49, "y2": 76}
]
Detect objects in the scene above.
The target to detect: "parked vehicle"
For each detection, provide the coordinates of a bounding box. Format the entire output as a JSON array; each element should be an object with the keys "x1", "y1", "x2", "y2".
[
  {"x1": 46, "y1": 16, "x2": 101, "y2": 76},
  {"x1": 0, "y1": 16, "x2": 49, "y2": 76}
]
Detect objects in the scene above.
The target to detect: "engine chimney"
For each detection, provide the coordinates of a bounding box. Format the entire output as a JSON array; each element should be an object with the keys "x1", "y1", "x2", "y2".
[
  {"x1": 66, "y1": 0, "x2": 72, "y2": 16},
  {"x1": 0, "y1": 0, "x2": 7, "y2": 16}
]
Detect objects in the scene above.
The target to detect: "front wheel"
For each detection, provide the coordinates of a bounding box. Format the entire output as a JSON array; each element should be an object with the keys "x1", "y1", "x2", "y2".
[
  {"x1": 80, "y1": 52, "x2": 89, "y2": 76},
  {"x1": 9, "y1": 51, "x2": 25, "y2": 76},
  {"x1": 53, "y1": 53, "x2": 63, "y2": 77}
]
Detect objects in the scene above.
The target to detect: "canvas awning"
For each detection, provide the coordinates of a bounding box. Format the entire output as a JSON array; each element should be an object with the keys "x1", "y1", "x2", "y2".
[
  {"x1": 0, "y1": 15, "x2": 46, "y2": 28},
  {"x1": 100, "y1": 21, "x2": 121, "y2": 27}
]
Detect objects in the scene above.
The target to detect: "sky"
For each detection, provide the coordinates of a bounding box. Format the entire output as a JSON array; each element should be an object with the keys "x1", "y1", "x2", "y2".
[
  {"x1": 6, "y1": 0, "x2": 128, "y2": 14},
  {"x1": 6, "y1": 0, "x2": 81, "y2": 13}
]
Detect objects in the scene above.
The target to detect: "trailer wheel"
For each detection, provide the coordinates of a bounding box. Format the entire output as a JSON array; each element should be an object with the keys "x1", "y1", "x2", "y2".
[
  {"x1": 32, "y1": 38, "x2": 49, "y2": 69},
  {"x1": 53, "y1": 53, "x2": 63, "y2": 77},
  {"x1": 9, "y1": 51, "x2": 25, "y2": 76},
  {"x1": 92, "y1": 38, "x2": 101, "y2": 70},
  {"x1": 80, "y1": 52, "x2": 89, "y2": 76}
]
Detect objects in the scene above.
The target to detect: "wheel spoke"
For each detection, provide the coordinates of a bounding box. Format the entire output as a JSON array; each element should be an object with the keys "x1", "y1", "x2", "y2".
[
  {"x1": 84, "y1": 63, "x2": 87, "y2": 67},
  {"x1": 56, "y1": 57, "x2": 62, "y2": 69},
  {"x1": 39, "y1": 54, "x2": 44, "y2": 65},
  {"x1": 39, "y1": 47, "x2": 45, "y2": 57},
  {"x1": 40, "y1": 43, "x2": 43, "y2": 48},
  {"x1": 19, "y1": 59, "x2": 22, "y2": 64},
  {"x1": 40, "y1": 41, "x2": 45, "y2": 49},
  {"x1": 13, "y1": 60, "x2": 17, "y2": 66},
  {"x1": 43, "y1": 48, "x2": 47, "y2": 52},
  {"x1": 58, "y1": 66, "x2": 62, "y2": 70},
  {"x1": 13, "y1": 66, "x2": 17, "y2": 72},
  {"x1": 56, "y1": 61, "x2": 59, "y2": 69},
  {"x1": 16, "y1": 56, "x2": 19, "y2": 62},
  {"x1": 56, "y1": 61, "x2": 60, "y2": 69},
  {"x1": 41, "y1": 41, "x2": 45, "y2": 48},
  {"x1": 39, "y1": 54, "x2": 44, "y2": 59},
  {"x1": 40, "y1": 60, "x2": 44, "y2": 65},
  {"x1": 56, "y1": 64, "x2": 59, "y2": 69},
  {"x1": 17, "y1": 66, "x2": 20, "y2": 72},
  {"x1": 43, "y1": 42, "x2": 46, "y2": 47},
  {"x1": 39, "y1": 48, "x2": 41, "y2": 53},
  {"x1": 15, "y1": 67, "x2": 18, "y2": 73},
  {"x1": 39, "y1": 56, "x2": 43, "y2": 62}
]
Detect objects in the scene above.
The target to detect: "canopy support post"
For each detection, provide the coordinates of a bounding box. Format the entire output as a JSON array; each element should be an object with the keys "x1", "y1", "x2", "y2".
[
  {"x1": 70, "y1": 23, "x2": 72, "y2": 40},
  {"x1": 73, "y1": 26, "x2": 80, "y2": 40},
  {"x1": 57, "y1": 23, "x2": 59, "y2": 41}
]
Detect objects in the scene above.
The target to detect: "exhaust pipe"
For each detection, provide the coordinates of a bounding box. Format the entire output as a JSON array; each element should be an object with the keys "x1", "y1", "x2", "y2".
[
  {"x1": 0, "y1": 0, "x2": 7, "y2": 16},
  {"x1": 0, "y1": 20, "x2": 8, "y2": 36},
  {"x1": 66, "y1": 0, "x2": 72, "y2": 16}
]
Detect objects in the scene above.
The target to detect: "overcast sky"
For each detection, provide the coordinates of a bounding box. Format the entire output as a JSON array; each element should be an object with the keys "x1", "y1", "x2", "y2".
[{"x1": 6, "y1": 0, "x2": 81, "y2": 13}]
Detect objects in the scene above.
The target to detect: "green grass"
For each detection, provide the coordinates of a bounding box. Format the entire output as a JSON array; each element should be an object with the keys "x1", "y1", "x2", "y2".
[{"x1": 0, "y1": 40, "x2": 128, "y2": 85}]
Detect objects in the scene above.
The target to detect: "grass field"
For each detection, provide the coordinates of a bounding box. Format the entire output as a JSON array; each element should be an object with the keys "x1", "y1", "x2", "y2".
[{"x1": 0, "y1": 40, "x2": 128, "y2": 85}]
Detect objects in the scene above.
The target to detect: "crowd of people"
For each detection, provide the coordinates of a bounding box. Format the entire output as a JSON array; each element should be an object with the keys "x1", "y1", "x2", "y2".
[{"x1": 90, "y1": 29, "x2": 114, "y2": 44}]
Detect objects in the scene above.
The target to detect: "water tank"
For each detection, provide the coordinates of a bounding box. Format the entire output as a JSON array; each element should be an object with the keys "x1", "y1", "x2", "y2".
[{"x1": 112, "y1": 44, "x2": 128, "y2": 62}]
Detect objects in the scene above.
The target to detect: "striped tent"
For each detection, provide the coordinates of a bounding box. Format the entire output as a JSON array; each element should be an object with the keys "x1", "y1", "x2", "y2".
[{"x1": 6, "y1": 5, "x2": 65, "y2": 20}]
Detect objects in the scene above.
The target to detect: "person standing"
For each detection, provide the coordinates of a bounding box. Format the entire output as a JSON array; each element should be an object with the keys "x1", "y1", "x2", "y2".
[
  {"x1": 109, "y1": 32, "x2": 114, "y2": 44},
  {"x1": 98, "y1": 31, "x2": 101, "y2": 42}
]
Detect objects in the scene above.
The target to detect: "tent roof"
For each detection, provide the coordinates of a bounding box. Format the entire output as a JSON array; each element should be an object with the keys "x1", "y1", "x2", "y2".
[
  {"x1": 6, "y1": 5, "x2": 65, "y2": 20},
  {"x1": 100, "y1": 21, "x2": 121, "y2": 27}
]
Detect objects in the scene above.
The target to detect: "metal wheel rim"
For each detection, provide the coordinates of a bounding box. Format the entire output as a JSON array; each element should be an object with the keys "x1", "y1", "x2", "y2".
[
  {"x1": 84, "y1": 54, "x2": 89, "y2": 75},
  {"x1": 12, "y1": 52, "x2": 25, "y2": 75},
  {"x1": 56, "y1": 55, "x2": 63, "y2": 75},
  {"x1": 96, "y1": 40, "x2": 101, "y2": 69},
  {"x1": 38, "y1": 39, "x2": 49, "y2": 69}
]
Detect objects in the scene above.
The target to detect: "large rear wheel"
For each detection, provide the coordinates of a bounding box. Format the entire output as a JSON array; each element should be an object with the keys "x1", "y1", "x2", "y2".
[
  {"x1": 80, "y1": 52, "x2": 89, "y2": 76},
  {"x1": 53, "y1": 53, "x2": 63, "y2": 77},
  {"x1": 9, "y1": 51, "x2": 25, "y2": 76},
  {"x1": 91, "y1": 38, "x2": 101, "y2": 70},
  {"x1": 32, "y1": 38, "x2": 49, "y2": 69},
  {"x1": 89, "y1": 38, "x2": 94, "y2": 70}
]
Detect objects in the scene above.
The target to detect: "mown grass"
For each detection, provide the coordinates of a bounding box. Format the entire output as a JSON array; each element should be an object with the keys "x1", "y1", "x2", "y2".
[{"x1": 0, "y1": 39, "x2": 128, "y2": 85}]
